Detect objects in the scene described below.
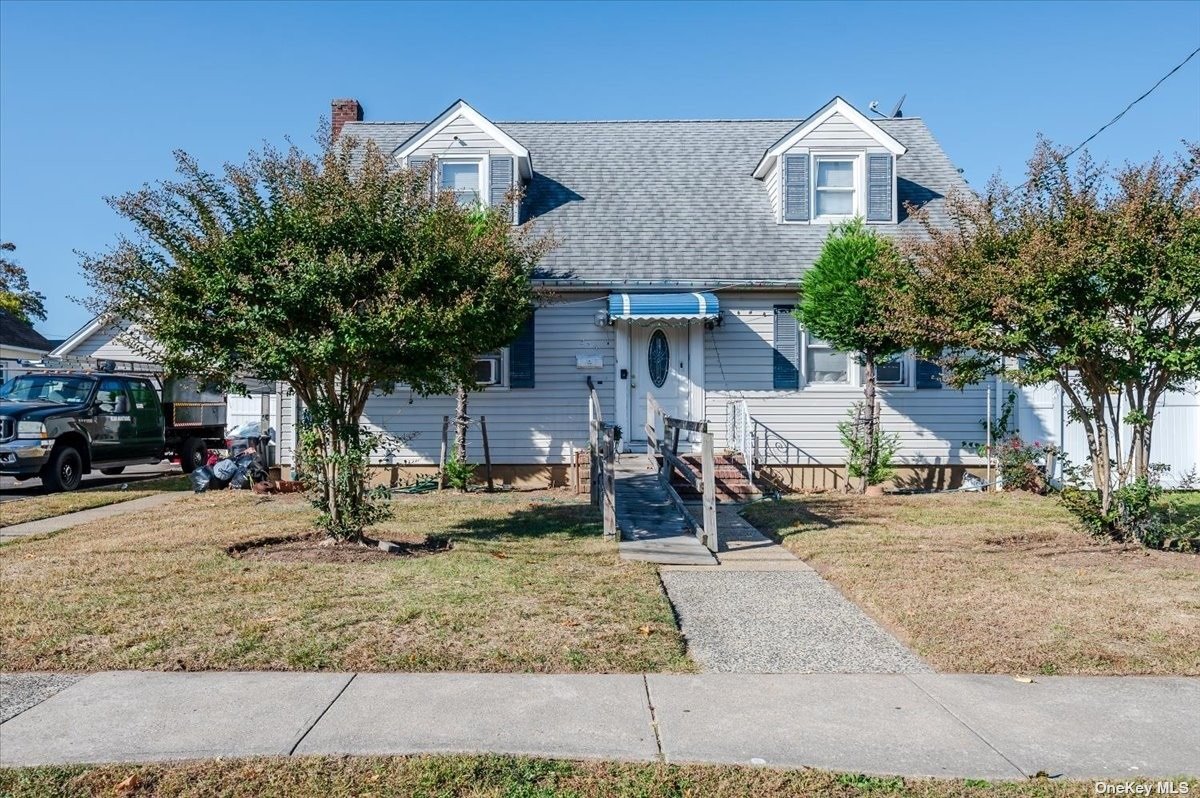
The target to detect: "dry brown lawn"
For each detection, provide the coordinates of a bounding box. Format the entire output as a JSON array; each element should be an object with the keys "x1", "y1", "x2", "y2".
[
  {"x1": 0, "y1": 490, "x2": 690, "y2": 673},
  {"x1": 0, "y1": 754, "x2": 1109, "y2": 798},
  {"x1": 0, "y1": 476, "x2": 190, "y2": 529},
  {"x1": 742, "y1": 492, "x2": 1200, "y2": 675}
]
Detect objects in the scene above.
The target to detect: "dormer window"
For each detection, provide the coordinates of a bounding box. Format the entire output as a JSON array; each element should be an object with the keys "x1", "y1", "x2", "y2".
[
  {"x1": 813, "y1": 157, "x2": 857, "y2": 219},
  {"x1": 754, "y1": 97, "x2": 906, "y2": 225},
  {"x1": 440, "y1": 161, "x2": 482, "y2": 207}
]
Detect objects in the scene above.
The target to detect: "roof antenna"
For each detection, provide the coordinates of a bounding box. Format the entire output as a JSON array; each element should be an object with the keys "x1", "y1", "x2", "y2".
[
  {"x1": 868, "y1": 100, "x2": 883, "y2": 117},
  {"x1": 889, "y1": 94, "x2": 907, "y2": 118}
]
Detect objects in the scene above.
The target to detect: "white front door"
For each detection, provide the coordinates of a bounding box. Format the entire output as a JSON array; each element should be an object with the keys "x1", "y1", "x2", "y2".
[{"x1": 630, "y1": 323, "x2": 690, "y2": 443}]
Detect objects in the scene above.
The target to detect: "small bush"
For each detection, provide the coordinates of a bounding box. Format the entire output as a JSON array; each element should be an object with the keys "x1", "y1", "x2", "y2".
[
  {"x1": 838, "y1": 403, "x2": 900, "y2": 487},
  {"x1": 443, "y1": 453, "x2": 477, "y2": 491},
  {"x1": 297, "y1": 423, "x2": 392, "y2": 539},
  {"x1": 994, "y1": 436, "x2": 1055, "y2": 493},
  {"x1": 1057, "y1": 461, "x2": 1200, "y2": 550}
]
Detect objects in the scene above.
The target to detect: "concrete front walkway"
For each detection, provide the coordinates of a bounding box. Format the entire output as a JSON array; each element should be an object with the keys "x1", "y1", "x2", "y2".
[
  {"x1": 0, "y1": 491, "x2": 188, "y2": 542},
  {"x1": 660, "y1": 505, "x2": 929, "y2": 673},
  {"x1": 1, "y1": 671, "x2": 1196, "y2": 779}
]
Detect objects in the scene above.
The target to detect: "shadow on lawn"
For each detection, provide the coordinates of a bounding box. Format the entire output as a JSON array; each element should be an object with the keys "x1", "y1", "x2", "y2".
[
  {"x1": 440, "y1": 502, "x2": 603, "y2": 543},
  {"x1": 742, "y1": 498, "x2": 871, "y2": 543}
]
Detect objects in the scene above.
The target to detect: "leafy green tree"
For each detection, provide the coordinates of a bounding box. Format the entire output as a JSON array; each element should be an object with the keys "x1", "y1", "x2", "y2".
[
  {"x1": 885, "y1": 140, "x2": 1200, "y2": 541},
  {"x1": 0, "y1": 242, "x2": 47, "y2": 324},
  {"x1": 83, "y1": 136, "x2": 549, "y2": 541},
  {"x1": 797, "y1": 219, "x2": 907, "y2": 491}
]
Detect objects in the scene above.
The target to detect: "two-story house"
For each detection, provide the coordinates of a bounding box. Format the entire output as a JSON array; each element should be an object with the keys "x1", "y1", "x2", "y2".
[{"x1": 313, "y1": 95, "x2": 994, "y2": 491}]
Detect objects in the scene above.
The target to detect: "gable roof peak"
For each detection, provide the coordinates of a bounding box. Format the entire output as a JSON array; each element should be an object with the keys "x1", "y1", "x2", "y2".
[
  {"x1": 752, "y1": 96, "x2": 907, "y2": 179},
  {"x1": 392, "y1": 98, "x2": 532, "y2": 178}
]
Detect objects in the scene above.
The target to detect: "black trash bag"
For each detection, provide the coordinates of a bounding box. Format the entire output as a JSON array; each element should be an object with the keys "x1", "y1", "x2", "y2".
[
  {"x1": 191, "y1": 464, "x2": 234, "y2": 492},
  {"x1": 213, "y1": 458, "x2": 240, "y2": 483},
  {"x1": 190, "y1": 466, "x2": 214, "y2": 493},
  {"x1": 234, "y1": 450, "x2": 269, "y2": 484}
]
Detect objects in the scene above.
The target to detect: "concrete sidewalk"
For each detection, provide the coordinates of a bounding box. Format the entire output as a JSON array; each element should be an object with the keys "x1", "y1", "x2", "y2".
[
  {"x1": 1, "y1": 671, "x2": 1196, "y2": 779},
  {"x1": 0, "y1": 491, "x2": 188, "y2": 541}
]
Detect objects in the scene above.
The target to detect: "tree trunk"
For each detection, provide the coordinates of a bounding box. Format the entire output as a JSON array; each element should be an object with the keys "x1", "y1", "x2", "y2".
[
  {"x1": 861, "y1": 355, "x2": 878, "y2": 494},
  {"x1": 454, "y1": 383, "x2": 469, "y2": 489}
]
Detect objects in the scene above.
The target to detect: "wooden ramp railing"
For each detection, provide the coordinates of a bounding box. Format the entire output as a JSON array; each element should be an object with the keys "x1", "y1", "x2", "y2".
[
  {"x1": 587, "y1": 377, "x2": 617, "y2": 539},
  {"x1": 645, "y1": 395, "x2": 719, "y2": 553}
]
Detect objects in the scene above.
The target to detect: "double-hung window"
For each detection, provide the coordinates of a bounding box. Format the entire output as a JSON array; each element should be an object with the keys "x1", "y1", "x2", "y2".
[
  {"x1": 805, "y1": 337, "x2": 850, "y2": 385},
  {"x1": 813, "y1": 157, "x2": 856, "y2": 220},
  {"x1": 441, "y1": 161, "x2": 482, "y2": 207}
]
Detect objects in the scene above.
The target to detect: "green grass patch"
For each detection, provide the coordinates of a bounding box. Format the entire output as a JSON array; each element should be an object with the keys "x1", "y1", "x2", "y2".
[
  {"x1": 0, "y1": 754, "x2": 1122, "y2": 797},
  {"x1": 1, "y1": 476, "x2": 190, "y2": 529}
]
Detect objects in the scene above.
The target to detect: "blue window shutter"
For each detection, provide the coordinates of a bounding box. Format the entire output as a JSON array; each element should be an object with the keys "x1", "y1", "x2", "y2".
[
  {"x1": 915, "y1": 358, "x2": 943, "y2": 389},
  {"x1": 867, "y1": 153, "x2": 894, "y2": 222},
  {"x1": 489, "y1": 156, "x2": 515, "y2": 222},
  {"x1": 509, "y1": 312, "x2": 535, "y2": 388},
  {"x1": 773, "y1": 306, "x2": 800, "y2": 389},
  {"x1": 408, "y1": 155, "x2": 436, "y2": 196},
  {"x1": 783, "y1": 154, "x2": 810, "y2": 222}
]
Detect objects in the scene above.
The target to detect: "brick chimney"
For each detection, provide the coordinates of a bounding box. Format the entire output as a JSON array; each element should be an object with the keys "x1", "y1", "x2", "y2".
[{"x1": 331, "y1": 98, "x2": 363, "y2": 141}]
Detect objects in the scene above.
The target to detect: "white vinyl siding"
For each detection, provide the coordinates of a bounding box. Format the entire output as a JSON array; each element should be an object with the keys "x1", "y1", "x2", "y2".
[
  {"x1": 704, "y1": 292, "x2": 990, "y2": 465},
  {"x1": 764, "y1": 160, "x2": 781, "y2": 221},
  {"x1": 351, "y1": 295, "x2": 613, "y2": 465},
  {"x1": 407, "y1": 116, "x2": 516, "y2": 159},
  {"x1": 62, "y1": 322, "x2": 150, "y2": 361},
  {"x1": 795, "y1": 111, "x2": 881, "y2": 149}
]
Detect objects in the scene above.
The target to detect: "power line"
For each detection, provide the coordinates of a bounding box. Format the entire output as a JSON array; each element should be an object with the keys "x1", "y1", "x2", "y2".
[
  {"x1": 1060, "y1": 44, "x2": 1200, "y2": 163},
  {"x1": 998, "y1": 44, "x2": 1199, "y2": 199}
]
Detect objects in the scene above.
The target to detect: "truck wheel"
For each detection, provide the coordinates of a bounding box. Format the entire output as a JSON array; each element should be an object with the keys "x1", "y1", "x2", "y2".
[
  {"x1": 179, "y1": 438, "x2": 207, "y2": 473},
  {"x1": 100, "y1": 466, "x2": 126, "y2": 476},
  {"x1": 43, "y1": 446, "x2": 84, "y2": 492}
]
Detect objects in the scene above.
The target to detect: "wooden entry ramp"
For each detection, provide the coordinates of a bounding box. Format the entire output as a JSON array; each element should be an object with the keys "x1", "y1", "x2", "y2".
[{"x1": 614, "y1": 456, "x2": 718, "y2": 566}]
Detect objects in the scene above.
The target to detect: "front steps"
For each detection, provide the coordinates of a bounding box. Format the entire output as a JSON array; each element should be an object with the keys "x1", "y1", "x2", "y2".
[{"x1": 655, "y1": 452, "x2": 761, "y2": 503}]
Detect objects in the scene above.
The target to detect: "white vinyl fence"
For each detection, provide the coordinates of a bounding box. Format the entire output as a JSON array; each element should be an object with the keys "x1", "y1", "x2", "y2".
[{"x1": 1017, "y1": 383, "x2": 1199, "y2": 489}]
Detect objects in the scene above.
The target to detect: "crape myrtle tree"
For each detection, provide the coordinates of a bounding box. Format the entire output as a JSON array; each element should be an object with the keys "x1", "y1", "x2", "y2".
[
  {"x1": 83, "y1": 134, "x2": 550, "y2": 542},
  {"x1": 797, "y1": 219, "x2": 908, "y2": 492},
  {"x1": 880, "y1": 140, "x2": 1200, "y2": 542}
]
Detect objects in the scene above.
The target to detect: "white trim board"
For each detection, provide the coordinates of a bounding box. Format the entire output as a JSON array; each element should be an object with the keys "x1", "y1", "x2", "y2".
[
  {"x1": 753, "y1": 96, "x2": 906, "y2": 180},
  {"x1": 393, "y1": 99, "x2": 532, "y2": 179}
]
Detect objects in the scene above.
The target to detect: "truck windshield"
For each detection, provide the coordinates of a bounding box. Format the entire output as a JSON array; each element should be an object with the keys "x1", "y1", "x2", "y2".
[{"x1": 0, "y1": 375, "x2": 95, "y2": 404}]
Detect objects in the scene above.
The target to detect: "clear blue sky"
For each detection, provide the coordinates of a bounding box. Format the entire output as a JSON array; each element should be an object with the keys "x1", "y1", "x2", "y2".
[{"x1": 2, "y1": 0, "x2": 1199, "y2": 338}]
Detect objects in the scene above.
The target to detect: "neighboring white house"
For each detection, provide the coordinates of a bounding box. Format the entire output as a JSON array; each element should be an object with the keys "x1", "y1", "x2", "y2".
[
  {"x1": 0, "y1": 311, "x2": 53, "y2": 383},
  {"x1": 47, "y1": 317, "x2": 290, "y2": 463}
]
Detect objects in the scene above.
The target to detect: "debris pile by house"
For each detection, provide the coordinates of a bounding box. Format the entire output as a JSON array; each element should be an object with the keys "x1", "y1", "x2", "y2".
[{"x1": 190, "y1": 445, "x2": 269, "y2": 492}]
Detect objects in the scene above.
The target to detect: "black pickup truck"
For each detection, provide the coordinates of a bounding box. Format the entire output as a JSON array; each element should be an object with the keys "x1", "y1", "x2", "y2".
[{"x1": 0, "y1": 371, "x2": 218, "y2": 492}]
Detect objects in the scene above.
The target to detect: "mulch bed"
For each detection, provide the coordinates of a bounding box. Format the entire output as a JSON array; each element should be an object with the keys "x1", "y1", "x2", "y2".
[{"x1": 227, "y1": 532, "x2": 452, "y2": 563}]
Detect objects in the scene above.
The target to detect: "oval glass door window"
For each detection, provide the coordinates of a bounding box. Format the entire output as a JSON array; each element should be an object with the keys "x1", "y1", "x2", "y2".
[{"x1": 648, "y1": 329, "x2": 670, "y2": 387}]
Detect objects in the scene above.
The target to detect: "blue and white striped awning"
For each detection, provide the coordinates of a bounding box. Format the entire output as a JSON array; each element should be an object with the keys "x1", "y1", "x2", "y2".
[{"x1": 607, "y1": 292, "x2": 720, "y2": 321}]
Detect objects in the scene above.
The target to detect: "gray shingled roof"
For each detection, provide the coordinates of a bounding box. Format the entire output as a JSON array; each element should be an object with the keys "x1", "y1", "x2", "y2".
[
  {"x1": 0, "y1": 311, "x2": 52, "y2": 351},
  {"x1": 342, "y1": 117, "x2": 968, "y2": 286}
]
